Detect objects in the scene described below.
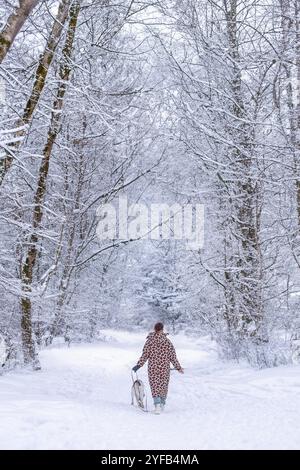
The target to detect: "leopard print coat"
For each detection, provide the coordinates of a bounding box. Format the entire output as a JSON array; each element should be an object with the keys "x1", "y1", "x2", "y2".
[{"x1": 137, "y1": 331, "x2": 182, "y2": 399}]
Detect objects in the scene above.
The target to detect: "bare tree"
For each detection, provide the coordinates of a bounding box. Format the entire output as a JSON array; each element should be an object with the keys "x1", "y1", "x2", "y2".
[
  {"x1": 20, "y1": 0, "x2": 80, "y2": 367},
  {"x1": 0, "y1": 0, "x2": 72, "y2": 184},
  {"x1": 0, "y1": 0, "x2": 40, "y2": 64}
]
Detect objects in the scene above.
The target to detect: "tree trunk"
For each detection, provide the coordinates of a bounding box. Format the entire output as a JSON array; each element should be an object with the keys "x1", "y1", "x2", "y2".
[
  {"x1": 0, "y1": 0, "x2": 40, "y2": 64},
  {"x1": 280, "y1": 0, "x2": 300, "y2": 255},
  {"x1": 0, "y1": 0, "x2": 72, "y2": 184},
  {"x1": 295, "y1": 1, "x2": 300, "y2": 231},
  {"x1": 20, "y1": 1, "x2": 80, "y2": 368},
  {"x1": 224, "y1": 0, "x2": 264, "y2": 353}
]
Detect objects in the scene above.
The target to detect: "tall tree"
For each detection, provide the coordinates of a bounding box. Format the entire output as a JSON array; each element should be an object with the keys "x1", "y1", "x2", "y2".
[
  {"x1": 0, "y1": 0, "x2": 72, "y2": 183},
  {"x1": 20, "y1": 0, "x2": 80, "y2": 367},
  {"x1": 0, "y1": 0, "x2": 40, "y2": 64}
]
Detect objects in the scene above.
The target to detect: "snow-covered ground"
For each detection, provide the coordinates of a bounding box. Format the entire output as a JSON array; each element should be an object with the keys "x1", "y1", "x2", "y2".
[{"x1": 1, "y1": 330, "x2": 300, "y2": 450}]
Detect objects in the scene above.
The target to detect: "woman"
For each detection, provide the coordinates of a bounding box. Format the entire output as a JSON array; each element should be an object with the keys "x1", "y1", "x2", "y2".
[{"x1": 132, "y1": 322, "x2": 184, "y2": 414}]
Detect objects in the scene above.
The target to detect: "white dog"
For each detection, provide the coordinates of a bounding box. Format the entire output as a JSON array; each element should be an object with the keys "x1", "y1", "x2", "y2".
[{"x1": 131, "y1": 377, "x2": 146, "y2": 409}]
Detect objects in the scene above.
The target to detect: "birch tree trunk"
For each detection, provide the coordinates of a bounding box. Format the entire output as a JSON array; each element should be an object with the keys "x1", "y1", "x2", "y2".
[
  {"x1": 0, "y1": 0, "x2": 72, "y2": 184},
  {"x1": 20, "y1": 1, "x2": 80, "y2": 367},
  {"x1": 0, "y1": 0, "x2": 40, "y2": 64}
]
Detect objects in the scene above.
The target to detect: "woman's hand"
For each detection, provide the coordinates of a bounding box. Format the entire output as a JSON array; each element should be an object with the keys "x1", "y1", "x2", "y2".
[{"x1": 178, "y1": 367, "x2": 184, "y2": 374}]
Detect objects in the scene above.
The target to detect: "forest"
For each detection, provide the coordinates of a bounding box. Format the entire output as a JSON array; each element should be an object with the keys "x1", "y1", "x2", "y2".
[{"x1": 0, "y1": 0, "x2": 300, "y2": 370}]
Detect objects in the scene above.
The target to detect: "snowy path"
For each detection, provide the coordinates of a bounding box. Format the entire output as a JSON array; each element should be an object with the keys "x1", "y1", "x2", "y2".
[{"x1": 1, "y1": 330, "x2": 300, "y2": 450}]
